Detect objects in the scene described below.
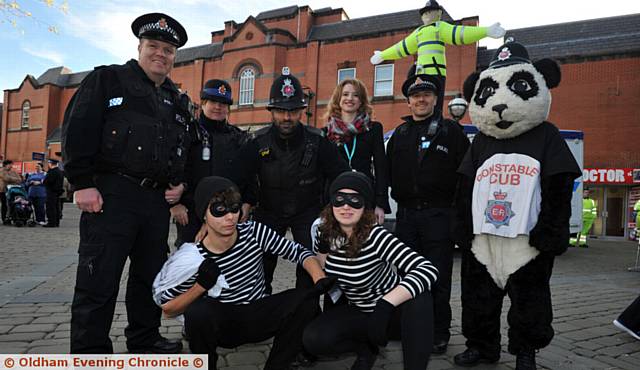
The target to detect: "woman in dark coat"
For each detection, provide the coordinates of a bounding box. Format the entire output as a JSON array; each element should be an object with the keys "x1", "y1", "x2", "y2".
[{"x1": 323, "y1": 78, "x2": 390, "y2": 224}]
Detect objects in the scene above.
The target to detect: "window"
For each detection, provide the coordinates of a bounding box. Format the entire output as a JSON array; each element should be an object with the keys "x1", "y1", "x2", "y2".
[
  {"x1": 239, "y1": 68, "x2": 255, "y2": 105},
  {"x1": 337, "y1": 68, "x2": 356, "y2": 83},
  {"x1": 374, "y1": 64, "x2": 394, "y2": 97},
  {"x1": 21, "y1": 101, "x2": 30, "y2": 128}
]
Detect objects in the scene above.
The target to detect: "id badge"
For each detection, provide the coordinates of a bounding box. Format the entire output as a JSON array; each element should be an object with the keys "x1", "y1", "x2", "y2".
[{"x1": 202, "y1": 146, "x2": 211, "y2": 161}]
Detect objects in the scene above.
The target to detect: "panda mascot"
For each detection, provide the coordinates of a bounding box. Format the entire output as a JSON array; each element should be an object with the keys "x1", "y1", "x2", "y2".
[{"x1": 453, "y1": 41, "x2": 581, "y2": 370}]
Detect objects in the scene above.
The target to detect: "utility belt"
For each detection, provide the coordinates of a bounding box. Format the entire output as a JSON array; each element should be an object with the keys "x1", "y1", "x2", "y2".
[
  {"x1": 399, "y1": 199, "x2": 450, "y2": 210},
  {"x1": 116, "y1": 172, "x2": 167, "y2": 190}
]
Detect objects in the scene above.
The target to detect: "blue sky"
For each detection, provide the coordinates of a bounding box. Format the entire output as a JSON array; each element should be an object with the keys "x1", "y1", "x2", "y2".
[{"x1": 1, "y1": 0, "x2": 637, "y2": 102}]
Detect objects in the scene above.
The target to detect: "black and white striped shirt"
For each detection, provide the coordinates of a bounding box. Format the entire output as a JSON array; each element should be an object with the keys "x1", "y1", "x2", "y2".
[
  {"x1": 160, "y1": 221, "x2": 314, "y2": 305},
  {"x1": 314, "y1": 222, "x2": 438, "y2": 313}
]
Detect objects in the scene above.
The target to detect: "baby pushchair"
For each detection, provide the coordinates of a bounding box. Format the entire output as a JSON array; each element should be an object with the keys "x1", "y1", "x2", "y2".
[{"x1": 6, "y1": 185, "x2": 36, "y2": 227}]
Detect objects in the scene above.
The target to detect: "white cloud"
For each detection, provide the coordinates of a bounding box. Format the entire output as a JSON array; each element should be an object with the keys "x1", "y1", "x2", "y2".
[{"x1": 22, "y1": 46, "x2": 66, "y2": 65}]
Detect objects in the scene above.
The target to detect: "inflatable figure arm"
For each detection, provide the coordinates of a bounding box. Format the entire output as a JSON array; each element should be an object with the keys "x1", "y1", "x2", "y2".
[
  {"x1": 438, "y1": 21, "x2": 491, "y2": 45},
  {"x1": 376, "y1": 27, "x2": 420, "y2": 62}
]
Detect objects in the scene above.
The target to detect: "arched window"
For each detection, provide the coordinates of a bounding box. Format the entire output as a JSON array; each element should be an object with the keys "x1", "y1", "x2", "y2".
[
  {"x1": 239, "y1": 68, "x2": 255, "y2": 106},
  {"x1": 21, "y1": 101, "x2": 30, "y2": 128}
]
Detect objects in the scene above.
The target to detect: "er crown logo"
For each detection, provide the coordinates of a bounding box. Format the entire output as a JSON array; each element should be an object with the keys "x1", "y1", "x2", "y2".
[{"x1": 493, "y1": 190, "x2": 508, "y2": 200}]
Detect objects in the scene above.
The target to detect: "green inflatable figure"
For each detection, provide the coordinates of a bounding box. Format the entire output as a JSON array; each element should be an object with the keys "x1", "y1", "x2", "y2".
[{"x1": 370, "y1": 0, "x2": 505, "y2": 112}]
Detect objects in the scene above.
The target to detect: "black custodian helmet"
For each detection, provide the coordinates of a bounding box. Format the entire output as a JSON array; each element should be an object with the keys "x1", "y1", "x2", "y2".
[
  {"x1": 419, "y1": 0, "x2": 443, "y2": 15},
  {"x1": 267, "y1": 67, "x2": 307, "y2": 111}
]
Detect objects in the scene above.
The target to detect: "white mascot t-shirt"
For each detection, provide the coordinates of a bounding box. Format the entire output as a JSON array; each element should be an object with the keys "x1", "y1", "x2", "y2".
[{"x1": 472, "y1": 153, "x2": 541, "y2": 238}]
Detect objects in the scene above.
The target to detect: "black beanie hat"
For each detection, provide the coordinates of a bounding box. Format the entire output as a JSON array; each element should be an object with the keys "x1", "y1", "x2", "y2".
[
  {"x1": 329, "y1": 171, "x2": 374, "y2": 209},
  {"x1": 195, "y1": 176, "x2": 240, "y2": 220}
]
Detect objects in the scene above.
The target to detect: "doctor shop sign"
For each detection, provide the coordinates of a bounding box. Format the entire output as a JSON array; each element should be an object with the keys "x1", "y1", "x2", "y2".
[{"x1": 583, "y1": 168, "x2": 640, "y2": 184}]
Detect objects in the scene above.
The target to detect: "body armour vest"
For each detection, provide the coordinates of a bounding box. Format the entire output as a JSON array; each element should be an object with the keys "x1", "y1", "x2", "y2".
[
  {"x1": 255, "y1": 125, "x2": 322, "y2": 218},
  {"x1": 97, "y1": 63, "x2": 192, "y2": 185},
  {"x1": 192, "y1": 122, "x2": 249, "y2": 179}
]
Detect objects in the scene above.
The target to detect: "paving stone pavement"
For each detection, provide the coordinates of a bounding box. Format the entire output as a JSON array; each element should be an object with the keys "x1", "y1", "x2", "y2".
[{"x1": 0, "y1": 206, "x2": 638, "y2": 369}]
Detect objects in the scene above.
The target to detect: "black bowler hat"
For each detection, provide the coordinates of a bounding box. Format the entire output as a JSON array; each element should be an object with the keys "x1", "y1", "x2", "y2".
[
  {"x1": 419, "y1": 0, "x2": 443, "y2": 15},
  {"x1": 329, "y1": 171, "x2": 374, "y2": 210},
  {"x1": 201, "y1": 79, "x2": 233, "y2": 105},
  {"x1": 131, "y1": 13, "x2": 188, "y2": 48},
  {"x1": 402, "y1": 65, "x2": 440, "y2": 97},
  {"x1": 267, "y1": 67, "x2": 307, "y2": 111},
  {"x1": 488, "y1": 41, "x2": 531, "y2": 69}
]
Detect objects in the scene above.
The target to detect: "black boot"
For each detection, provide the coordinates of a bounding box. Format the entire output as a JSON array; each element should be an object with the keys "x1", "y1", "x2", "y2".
[
  {"x1": 515, "y1": 349, "x2": 536, "y2": 370},
  {"x1": 351, "y1": 344, "x2": 379, "y2": 370},
  {"x1": 454, "y1": 348, "x2": 499, "y2": 367}
]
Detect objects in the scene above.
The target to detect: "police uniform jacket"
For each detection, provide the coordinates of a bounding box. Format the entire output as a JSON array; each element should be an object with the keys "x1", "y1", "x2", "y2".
[
  {"x1": 44, "y1": 167, "x2": 64, "y2": 196},
  {"x1": 387, "y1": 114, "x2": 470, "y2": 208},
  {"x1": 62, "y1": 59, "x2": 192, "y2": 190},
  {"x1": 181, "y1": 115, "x2": 250, "y2": 211},
  {"x1": 232, "y1": 123, "x2": 349, "y2": 217}
]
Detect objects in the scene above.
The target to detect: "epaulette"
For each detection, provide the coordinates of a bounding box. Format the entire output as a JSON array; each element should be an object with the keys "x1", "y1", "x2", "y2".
[
  {"x1": 254, "y1": 125, "x2": 272, "y2": 137},
  {"x1": 304, "y1": 125, "x2": 324, "y2": 137}
]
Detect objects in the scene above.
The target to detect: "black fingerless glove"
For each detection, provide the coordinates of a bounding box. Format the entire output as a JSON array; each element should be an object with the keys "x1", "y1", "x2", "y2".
[
  {"x1": 313, "y1": 276, "x2": 338, "y2": 295},
  {"x1": 195, "y1": 259, "x2": 221, "y2": 290},
  {"x1": 367, "y1": 299, "x2": 395, "y2": 346}
]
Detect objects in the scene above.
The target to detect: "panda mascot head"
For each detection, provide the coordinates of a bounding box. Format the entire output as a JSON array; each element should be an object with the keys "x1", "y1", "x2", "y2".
[{"x1": 463, "y1": 41, "x2": 561, "y2": 139}]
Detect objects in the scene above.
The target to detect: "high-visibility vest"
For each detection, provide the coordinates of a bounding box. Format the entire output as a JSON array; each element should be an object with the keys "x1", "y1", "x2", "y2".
[
  {"x1": 379, "y1": 21, "x2": 489, "y2": 77},
  {"x1": 583, "y1": 198, "x2": 597, "y2": 219},
  {"x1": 634, "y1": 199, "x2": 640, "y2": 229}
]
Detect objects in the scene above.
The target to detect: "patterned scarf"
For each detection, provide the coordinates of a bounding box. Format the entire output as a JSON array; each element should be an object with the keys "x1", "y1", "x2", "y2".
[{"x1": 326, "y1": 113, "x2": 371, "y2": 144}]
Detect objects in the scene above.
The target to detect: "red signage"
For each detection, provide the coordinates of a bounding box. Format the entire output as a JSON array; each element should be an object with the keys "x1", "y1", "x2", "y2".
[{"x1": 583, "y1": 168, "x2": 640, "y2": 184}]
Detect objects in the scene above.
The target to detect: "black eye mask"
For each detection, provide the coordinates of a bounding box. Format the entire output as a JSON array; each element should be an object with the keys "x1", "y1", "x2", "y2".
[
  {"x1": 209, "y1": 201, "x2": 241, "y2": 217},
  {"x1": 506, "y1": 71, "x2": 539, "y2": 101},
  {"x1": 331, "y1": 192, "x2": 365, "y2": 209}
]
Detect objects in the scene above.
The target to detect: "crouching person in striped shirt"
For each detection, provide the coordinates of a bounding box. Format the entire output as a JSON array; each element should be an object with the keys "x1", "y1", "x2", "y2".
[
  {"x1": 303, "y1": 171, "x2": 439, "y2": 370},
  {"x1": 152, "y1": 176, "x2": 330, "y2": 370}
]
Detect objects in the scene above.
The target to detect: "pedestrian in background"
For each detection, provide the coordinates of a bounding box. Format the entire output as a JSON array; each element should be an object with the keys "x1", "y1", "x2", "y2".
[
  {"x1": 27, "y1": 162, "x2": 47, "y2": 225},
  {"x1": 1, "y1": 160, "x2": 23, "y2": 225},
  {"x1": 43, "y1": 159, "x2": 63, "y2": 227}
]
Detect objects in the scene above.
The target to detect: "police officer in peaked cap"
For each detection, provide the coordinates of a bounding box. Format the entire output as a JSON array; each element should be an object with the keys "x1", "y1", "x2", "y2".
[
  {"x1": 387, "y1": 64, "x2": 471, "y2": 355},
  {"x1": 231, "y1": 67, "x2": 349, "y2": 296},
  {"x1": 171, "y1": 79, "x2": 254, "y2": 246},
  {"x1": 63, "y1": 12, "x2": 193, "y2": 354}
]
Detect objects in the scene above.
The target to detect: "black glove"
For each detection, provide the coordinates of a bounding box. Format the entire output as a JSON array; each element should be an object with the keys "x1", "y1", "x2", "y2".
[
  {"x1": 313, "y1": 276, "x2": 338, "y2": 296},
  {"x1": 367, "y1": 299, "x2": 395, "y2": 346},
  {"x1": 195, "y1": 259, "x2": 221, "y2": 291}
]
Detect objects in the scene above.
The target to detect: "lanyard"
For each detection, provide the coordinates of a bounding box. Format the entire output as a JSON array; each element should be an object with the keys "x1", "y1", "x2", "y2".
[{"x1": 343, "y1": 136, "x2": 357, "y2": 168}]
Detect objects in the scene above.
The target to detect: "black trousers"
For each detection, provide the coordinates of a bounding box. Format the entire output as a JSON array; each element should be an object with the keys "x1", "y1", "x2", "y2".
[
  {"x1": 0, "y1": 192, "x2": 7, "y2": 221},
  {"x1": 395, "y1": 206, "x2": 453, "y2": 344},
  {"x1": 435, "y1": 75, "x2": 446, "y2": 115},
  {"x1": 30, "y1": 196, "x2": 46, "y2": 223},
  {"x1": 185, "y1": 289, "x2": 317, "y2": 370},
  {"x1": 70, "y1": 174, "x2": 170, "y2": 353},
  {"x1": 46, "y1": 190, "x2": 60, "y2": 226},
  {"x1": 303, "y1": 292, "x2": 434, "y2": 370},
  {"x1": 254, "y1": 207, "x2": 319, "y2": 293},
  {"x1": 460, "y1": 249, "x2": 555, "y2": 356}
]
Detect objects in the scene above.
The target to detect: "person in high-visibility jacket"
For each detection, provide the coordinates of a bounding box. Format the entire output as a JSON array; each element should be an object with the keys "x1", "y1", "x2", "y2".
[
  {"x1": 570, "y1": 189, "x2": 598, "y2": 247},
  {"x1": 634, "y1": 199, "x2": 640, "y2": 236},
  {"x1": 370, "y1": 0, "x2": 505, "y2": 113}
]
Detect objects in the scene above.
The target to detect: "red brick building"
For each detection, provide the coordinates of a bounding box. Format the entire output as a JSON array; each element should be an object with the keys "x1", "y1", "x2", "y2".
[{"x1": 1, "y1": 6, "x2": 639, "y2": 238}]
